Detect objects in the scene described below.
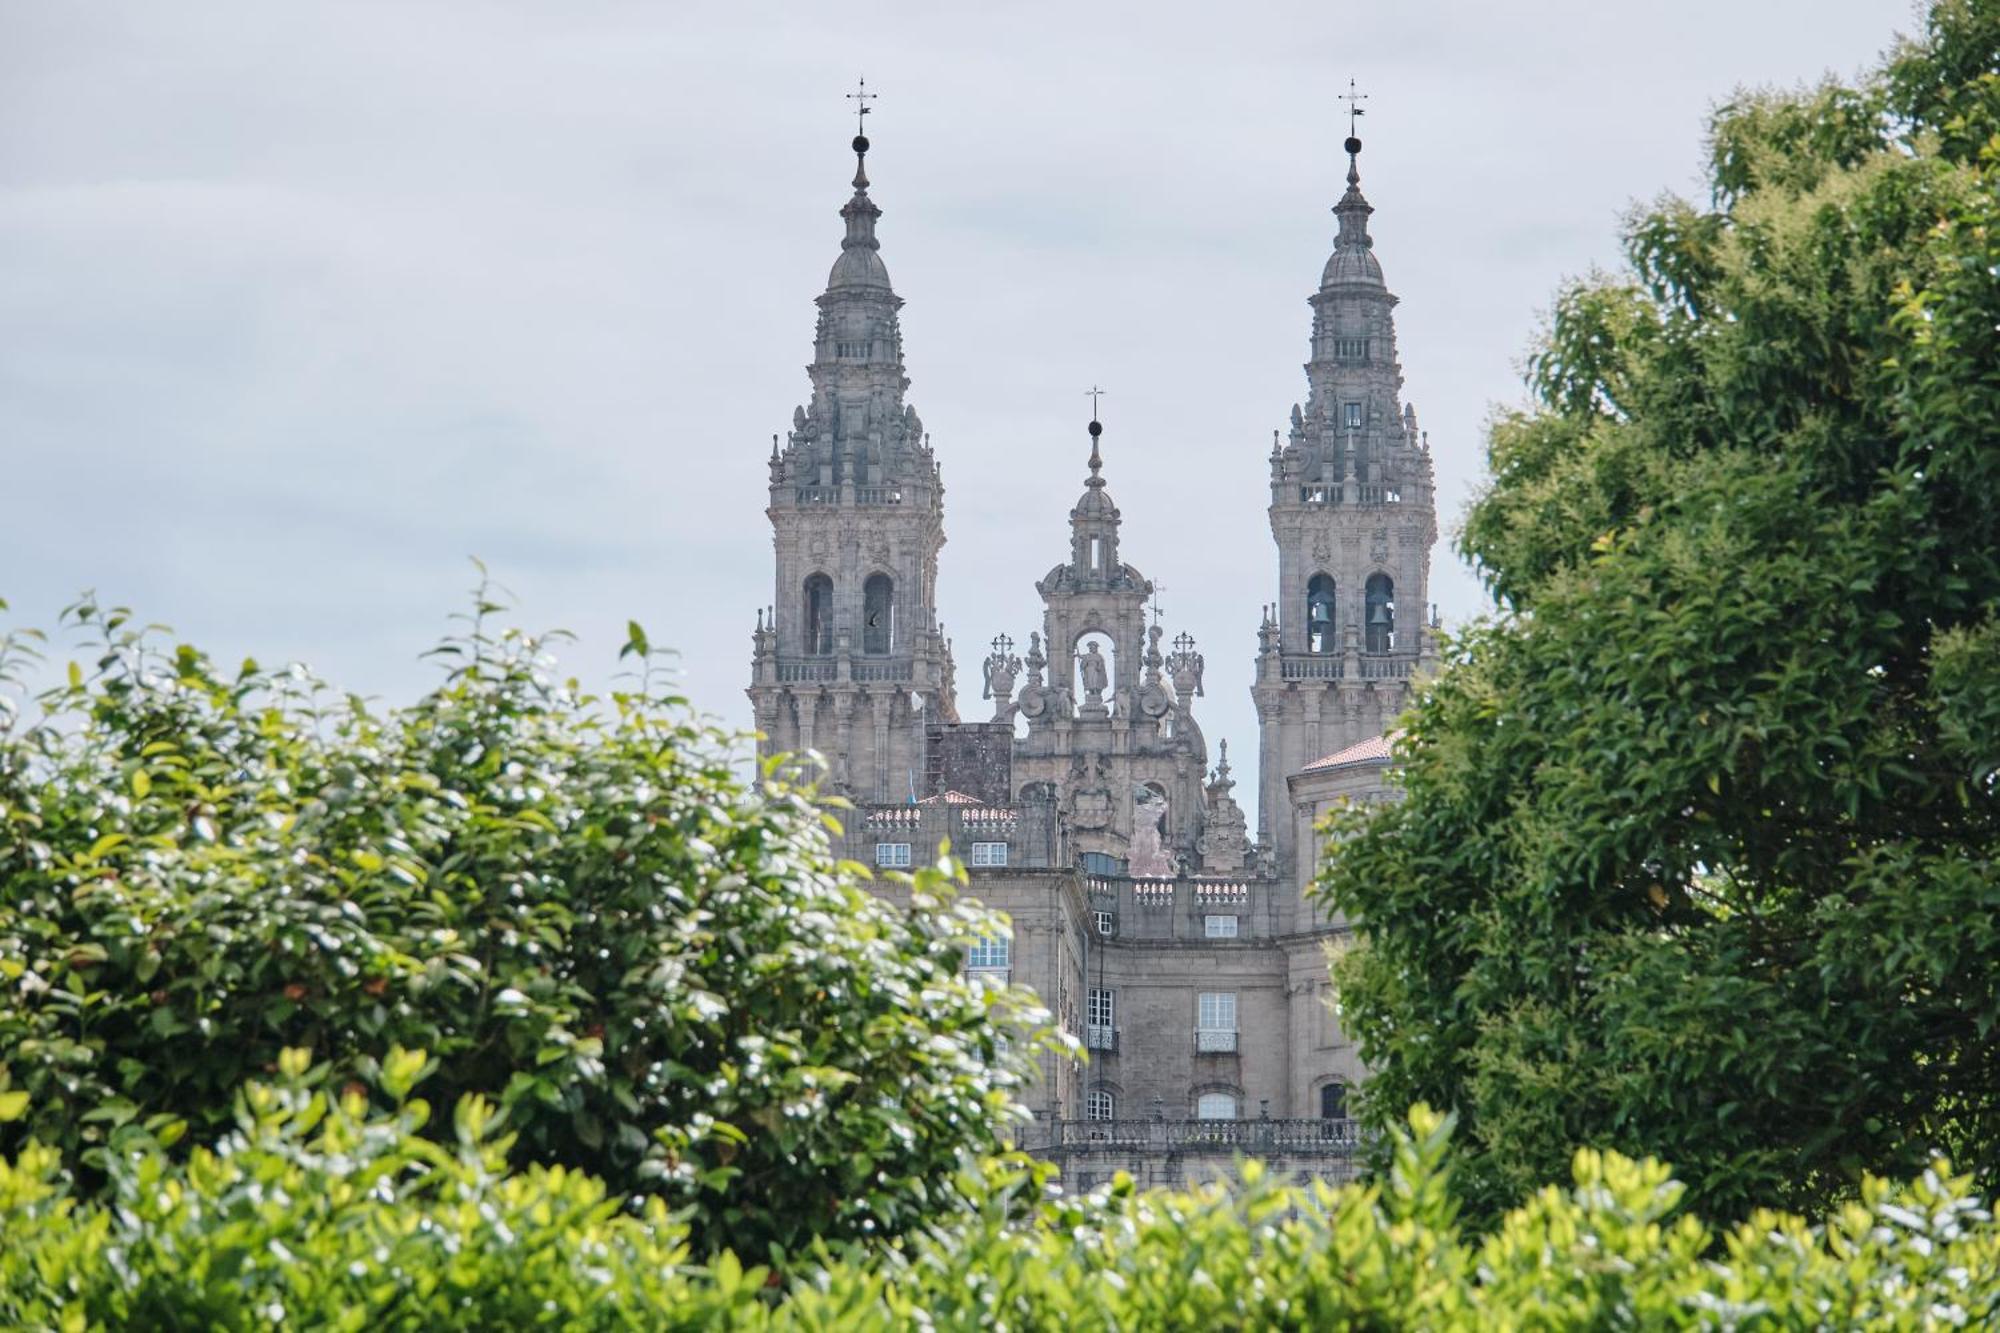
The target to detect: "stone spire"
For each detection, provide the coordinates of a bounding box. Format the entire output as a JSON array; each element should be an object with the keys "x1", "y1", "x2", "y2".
[
  {"x1": 1254, "y1": 112, "x2": 1440, "y2": 891},
  {"x1": 750, "y1": 100, "x2": 957, "y2": 799},
  {"x1": 773, "y1": 119, "x2": 930, "y2": 491},
  {"x1": 1321, "y1": 134, "x2": 1383, "y2": 288},
  {"x1": 1069, "y1": 412, "x2": 1121, "y2": 577},
  {"x1": 829, "y1": 132, "x2": 891, "y2": 292}
]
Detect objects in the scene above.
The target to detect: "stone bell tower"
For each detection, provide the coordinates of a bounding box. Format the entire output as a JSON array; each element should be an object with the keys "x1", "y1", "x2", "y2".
[
  {"x1": 748, "y1": 117, "x2": 957, "y2": 799},
  {"x1": 1252, "y1": 129, "x2": 1439, "y2": 886}
]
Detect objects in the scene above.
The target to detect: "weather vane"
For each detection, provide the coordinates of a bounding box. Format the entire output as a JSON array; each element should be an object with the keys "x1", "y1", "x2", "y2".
[
  {"x1": 847, "y1": 77, "x2": 876, "y2": 136},
  {"x1": 1149, "y1": 583, "x2": 1168, "y2": 630},
  {"x1": 1085, "y1": 384, "x2": 1106, "y2": 420},
  {"x1": 1341, "y1": 77, "x2": 1368, "y2": 138}
]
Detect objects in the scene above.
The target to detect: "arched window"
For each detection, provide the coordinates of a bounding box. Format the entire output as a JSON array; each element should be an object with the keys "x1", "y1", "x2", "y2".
[
  {"x1": 862, "y1": 574, "x2": 894, "y2": 654},
  {"x1": 1319, "y1": 1081, "x2": 1348, "y2": 1120},
  {"x1": 1196, "y1": 1092, "x2": 1238, "y2": 1121},
  {"x1": 803, "y1": 574, "x2": 833, "y2": 655},
  {"x1": 1086, "y1": 1089, "x2": 1114, "y2": 1122},
  {"x1": 1306, "y1": 574, "x2": 1336, "y2": 654},
  {"x1": 1365, "y1": 573, "x2": 1395, "y2": 653}
]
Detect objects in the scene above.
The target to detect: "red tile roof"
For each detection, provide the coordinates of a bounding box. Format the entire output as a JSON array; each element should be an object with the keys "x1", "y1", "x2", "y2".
[{"x1": 1300, "y1": 733, "x2": 1395, "y2": 774}]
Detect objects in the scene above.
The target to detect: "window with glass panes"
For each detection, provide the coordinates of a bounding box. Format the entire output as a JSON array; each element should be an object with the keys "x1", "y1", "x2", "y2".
[{"x1": 966, "y1": 936, "x2": 1009, "y2": 969}]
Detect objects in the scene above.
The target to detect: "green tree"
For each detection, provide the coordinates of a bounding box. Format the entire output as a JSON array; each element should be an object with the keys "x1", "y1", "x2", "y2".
[
  {"x1": 0, "y1": 588, "x2": 1058, "y2": 1261},
  {"x1": 1317, "y1": 1, "x2": 2000, "y2": 1222}
]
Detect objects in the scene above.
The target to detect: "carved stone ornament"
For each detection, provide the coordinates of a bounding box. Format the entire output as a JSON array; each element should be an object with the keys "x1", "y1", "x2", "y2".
[
  {"x1": 1370, "y1": 527, "x2": 1390, "y2": 564},
  {"x1": 1062, "y1": 752, "x2": 1114, "y2": 831}
]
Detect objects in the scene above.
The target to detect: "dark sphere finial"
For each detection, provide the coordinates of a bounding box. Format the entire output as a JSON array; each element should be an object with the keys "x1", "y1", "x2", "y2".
[
  {"x1": 1344, "y1": 135, "x2": 1362, "y2": 156},
  {"x1": 1087, "y1": 419, "x2": 1103, "y2": 438},
  {"x1": 852, "y1": 133, "x2": 870, "y2": 155}
]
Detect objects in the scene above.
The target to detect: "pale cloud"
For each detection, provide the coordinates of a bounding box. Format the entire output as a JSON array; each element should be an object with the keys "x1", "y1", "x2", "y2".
[{"x1": 2, "y1": 0, "x2": 1912, "y2": 796}]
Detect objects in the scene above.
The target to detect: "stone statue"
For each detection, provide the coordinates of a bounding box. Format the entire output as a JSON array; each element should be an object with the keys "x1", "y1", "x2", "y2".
[
  {"x1": 981, "y1": 635, "x2": 1022, "y2": 721},
  {"x1": 1129, "y1": 783, "x2": 1174, "y2": 877},
  {"x1": 1016, "y1": 632, "x2": 1050, "y2": 722},
  {"x1": 1078, "y1": 640, "x2": 1109, "y2": 701}
]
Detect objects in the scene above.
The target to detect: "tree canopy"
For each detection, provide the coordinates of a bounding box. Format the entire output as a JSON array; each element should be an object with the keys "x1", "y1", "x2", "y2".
[
  {"x1": 0, "y1": 590, "x2": 1055, "y2": 1261},
  {"x1": 1318, "y1": 0, "x2": 2000, "y2": 1222}
]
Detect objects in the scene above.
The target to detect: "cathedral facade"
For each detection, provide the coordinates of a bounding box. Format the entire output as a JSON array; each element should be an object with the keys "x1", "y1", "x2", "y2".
[{"x1": 747, "y1": 121, "x2": 1437, "y2": 1186}]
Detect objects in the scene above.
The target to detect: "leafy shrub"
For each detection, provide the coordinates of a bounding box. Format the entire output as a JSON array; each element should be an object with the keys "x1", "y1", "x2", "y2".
[
  {"x1": 4, "y1": 1085, "x2": 1997, "y2": 1330},
  {"x1": 0, "y1": 593, "x2": 1057, "y2": 1260},
  {"x1": 1316, "y1": 0, "x2": 2000, "y2": 1221}
]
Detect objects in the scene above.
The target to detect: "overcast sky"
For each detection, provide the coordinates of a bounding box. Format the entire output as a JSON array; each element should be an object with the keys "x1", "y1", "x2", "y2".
[{"x1": 2, "y1": 1, "x2": 1914, "y2": 810}]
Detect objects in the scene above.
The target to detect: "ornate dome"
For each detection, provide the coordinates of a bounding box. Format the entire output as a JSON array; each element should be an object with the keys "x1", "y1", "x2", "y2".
[
  {"x1": 828, "y1": 246, "x2": 892, "y2": 290},
  {"x1": 1321, "y1": 244, "x2": 1384, "y2": 286}
]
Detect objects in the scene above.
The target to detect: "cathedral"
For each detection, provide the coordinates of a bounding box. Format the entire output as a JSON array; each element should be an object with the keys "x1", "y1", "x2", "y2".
[{"x1": 746, "y1": 111, "x2": 1437, "y2": 1186}]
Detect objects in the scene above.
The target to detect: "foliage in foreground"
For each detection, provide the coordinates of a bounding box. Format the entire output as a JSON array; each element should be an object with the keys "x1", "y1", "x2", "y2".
[
  {"x1": 0, "y1": 594, "x2": 1056, "y2": 1261},
  {"x1": 2, "y1": 1083, "x2": 1996, "y2": 1330},
  {"x1": 1317, "y1": 0, "x2": 2000, "y2": 1222}
]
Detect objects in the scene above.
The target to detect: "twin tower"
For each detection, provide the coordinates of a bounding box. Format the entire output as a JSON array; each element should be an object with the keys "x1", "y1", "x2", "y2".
[{"x1": 747, "y1": 119, "x2": 1438, "y2": 900}]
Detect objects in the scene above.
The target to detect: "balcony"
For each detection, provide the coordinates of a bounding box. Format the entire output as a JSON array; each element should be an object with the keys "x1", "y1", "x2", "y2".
[
  {"x1": 777, "y1": 658, "x2": 837, "y2": 683},
  {"x1": 1277, "y1": 652, "x2": 1417, "y2": 683},
  {"x1": 793, "y1": 485, "x2": 905, "y2": 506},
  {"x1": 1023, "y1": 1117, "x2": 1366, "y2": 1156},
  {"x1": 1194, "y1": 1028, "x2": 1238, "y2": 1054},
  {"x1": 967, "y1": 966, "x2": 1011, "y2": 988},
  {"x1": 1295, "y1": 483, "x2": 1402, "y2": 507},
  {"x1": 1085, "y1": 1025, "x2": 1118, "y2": 1052}
]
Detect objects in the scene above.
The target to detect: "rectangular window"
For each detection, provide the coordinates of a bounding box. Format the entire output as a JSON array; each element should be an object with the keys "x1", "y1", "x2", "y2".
[
  {"x1": 874, "y1": 842, "x2": 912, "y2": 868},
  {"x1": 1344, "y1": 402, "x2": 1363, "y2": 430},
  {"x1": 1088, "y1": 987, "x2": 1115, "y2": 1028},
  {"x1": 1093, "y1": 908, "x2": 1116, "y2": 938},
  {"x1": 966, "y1": 935, "x2": 1010, "y2": 970},
  {"x1": 1090, "y1": 536, "x2": 1102, "y2": 569},
  {"x1": 1086, "y1": 1089, "x2": 1115, "y2": 1121},
  {"x1": 1203, "y1": 914, "x2": 1239, "y2": 939},
  {"x1": 969, "y1": 841, "x2": 1009, "y2": 867},
  {"x1": 1198, "y1": 991, "x2": 1237, "y2": 1032}
]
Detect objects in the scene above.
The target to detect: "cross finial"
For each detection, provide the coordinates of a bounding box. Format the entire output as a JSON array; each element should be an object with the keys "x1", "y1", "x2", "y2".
[
  {"x1": 1085, "y1": 384, "x2": 1106, "y2": 421},
  {"x1": 1341, "y1": 77, "x2": 1368, "y2": 139},
  {"x1": 847, "y1": 77, "x2": 876, "y2": 136}
]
